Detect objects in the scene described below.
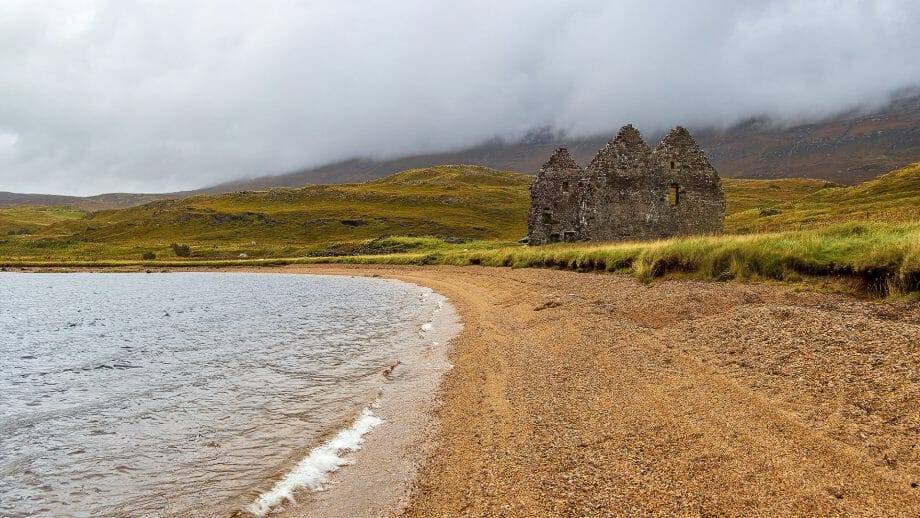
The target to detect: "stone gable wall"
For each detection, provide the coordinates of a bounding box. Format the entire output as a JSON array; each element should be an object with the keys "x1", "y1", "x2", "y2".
[{"x1": 527, "y1": 148, "x2": 586, "y2": 245}]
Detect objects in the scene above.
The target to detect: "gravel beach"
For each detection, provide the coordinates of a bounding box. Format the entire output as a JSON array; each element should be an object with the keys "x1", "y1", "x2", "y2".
[{"x1": 286, "y1": 264, "x2": 919, "y2": 516}]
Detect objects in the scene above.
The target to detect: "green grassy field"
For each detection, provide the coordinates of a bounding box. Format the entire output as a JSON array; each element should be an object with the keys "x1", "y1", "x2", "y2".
[
  {"x1": 0, "y1": 207, "x2": 86, "y2": 236},
  {"x1": 1, "y1": 162, "x2": 918, "y2": 295},
  {"x1": 721, "y1": 177, "x2": 834, "y2": 217}
]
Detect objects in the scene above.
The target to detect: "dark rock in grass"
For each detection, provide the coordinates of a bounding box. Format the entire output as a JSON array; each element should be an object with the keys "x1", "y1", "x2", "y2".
[
  {"x1": 715, "y1": 269, "x2": 735, "y2": 281},
  {"x1": 534, "y1": 299, "x2": 563, "y2": 311},
  {"x1": 340, "y1": 219, "x2": 368, "y2": 227}
]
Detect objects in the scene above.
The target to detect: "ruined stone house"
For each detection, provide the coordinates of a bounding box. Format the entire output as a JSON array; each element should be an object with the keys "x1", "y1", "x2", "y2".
[{"x1": 527, "y1": 125, "x2": 724, "y2": 245}]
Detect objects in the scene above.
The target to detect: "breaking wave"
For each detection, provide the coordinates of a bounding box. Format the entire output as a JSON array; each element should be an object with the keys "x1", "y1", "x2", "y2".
[{"x1": 246, "y1": 407, "x2": 383, "y2": 517}]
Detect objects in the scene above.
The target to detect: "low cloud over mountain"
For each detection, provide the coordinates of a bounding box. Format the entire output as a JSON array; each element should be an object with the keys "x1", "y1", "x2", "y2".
[{"x1": 2, "y1": 1, "x2": 919, "y2": 195}]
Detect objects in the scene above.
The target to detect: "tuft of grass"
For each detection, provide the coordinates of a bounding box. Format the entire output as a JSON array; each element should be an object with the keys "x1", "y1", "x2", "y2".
[{"x1": 170, "y1": 243, "x2": 192, "y2": 257}]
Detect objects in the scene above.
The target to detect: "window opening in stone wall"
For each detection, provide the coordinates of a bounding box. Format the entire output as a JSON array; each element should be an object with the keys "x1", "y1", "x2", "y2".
[
  {"x1": 670, "y1": 160, "x2": 676, "y2": 170},
  {"x1": 542, "y1": 210, "x2": 553, "y2": 224},
  {"x1": 563, "y1": 231, "x2": 576, "y2": 242},
  {"x1": 549, "y1": 233, "x2": 560, "y2": 243},
  {"x1": 562, "y1": 181, "x2": 569, "y2": 193},
  {"x1": 668, "y1": 184, "x2": 680, "y2": 207}
]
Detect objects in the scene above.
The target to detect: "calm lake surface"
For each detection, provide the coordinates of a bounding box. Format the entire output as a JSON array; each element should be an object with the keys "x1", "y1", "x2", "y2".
[{"x1": 0, "y1": 272, "x2": 444, "y2": 517}]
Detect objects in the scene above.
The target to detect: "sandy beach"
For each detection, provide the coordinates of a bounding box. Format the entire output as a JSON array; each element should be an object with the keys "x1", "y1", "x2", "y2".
[{"x1": 260, "y1": 264, "x2": 920, "y2": 516}]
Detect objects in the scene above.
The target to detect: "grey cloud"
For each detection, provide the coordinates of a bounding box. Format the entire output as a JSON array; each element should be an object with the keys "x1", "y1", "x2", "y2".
[{"x1": 1, "y1": 0, "x2": 918, "y2": 195}]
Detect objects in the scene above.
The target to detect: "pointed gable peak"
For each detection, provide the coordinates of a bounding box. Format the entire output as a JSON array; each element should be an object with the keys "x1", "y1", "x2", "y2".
[
  {"x1": 613, "y1": 124, "x2": 645, "y2": 146},
  {"x1": 542, "y1": 147, "x2": 581, "y2": 171},
  {"x1": 587, "y1": 124, "x2": 652, "y2": 173},
  {"x1": 595, "y1": 124, "x2": 651, "y2": 159},
  {"x1": 610, "y1": 124, "x2": 652, "y2": 155},
  {"x1": 655, "y1": 125, "x2": 716, "y2": 173},
  {"x1": 657, "y1": 125, "x2": 700, "y2": 153}
]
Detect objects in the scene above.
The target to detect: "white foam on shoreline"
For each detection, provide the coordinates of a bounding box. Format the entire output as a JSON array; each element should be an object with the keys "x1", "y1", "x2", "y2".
[
  {"x1": 246, "y1": 407, "x2": 383, "y2": 517},
  {"x1": 419, "y1": 296, "x2": 446, "y2": 337},
  {"x1": 281, "y1": 283, "x2": 461, "y2": 516}
]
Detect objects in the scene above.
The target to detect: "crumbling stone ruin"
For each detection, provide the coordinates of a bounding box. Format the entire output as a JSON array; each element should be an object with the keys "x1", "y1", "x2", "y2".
[{"x1": 527, "y1": 125, "x2": 724, "y2": 244}]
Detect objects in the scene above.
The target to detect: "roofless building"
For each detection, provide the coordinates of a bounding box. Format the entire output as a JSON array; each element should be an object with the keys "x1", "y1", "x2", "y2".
[{"x1": 527, "y1": 125, "x2": 725, "y2": 245}]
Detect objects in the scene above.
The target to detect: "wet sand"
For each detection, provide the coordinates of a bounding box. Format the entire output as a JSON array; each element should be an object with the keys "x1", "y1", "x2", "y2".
[{"x1": 273, "y1": 264, "x2": 919, "y2": 516}]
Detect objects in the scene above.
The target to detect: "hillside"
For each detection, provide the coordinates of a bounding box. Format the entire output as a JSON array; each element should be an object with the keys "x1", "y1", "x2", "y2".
[
  {"x1": 0, "y1": 165, "x2": 532, "y2": 260},
  {"x1": 726, "y1": 162, "x2": 920, "y2": 232},
  {"x1": 720, "y1": 178, "x2": 834, "y2": 216},
  {"x1": 1, "y1": 163, "x2": 917, "y2": 263},
  {"x1": 0, "y1": 207, "x2": 85, "y2": 235}
]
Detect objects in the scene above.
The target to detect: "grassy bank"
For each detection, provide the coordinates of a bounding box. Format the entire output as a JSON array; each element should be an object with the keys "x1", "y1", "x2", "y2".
[
  {"x1": 306, "y1": 223, "x2": 918, "y2": 296},
  {"x1": 435, "y1": 222, "x2": 920, "y2": 296},
  {"x1": 5, "y1": 223, "x2": 917, "y2": 297}
]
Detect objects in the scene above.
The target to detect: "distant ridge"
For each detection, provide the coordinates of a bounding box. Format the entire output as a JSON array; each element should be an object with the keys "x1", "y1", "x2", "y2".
[
  {"x1": 3, "y1": 93, "x2": 919, "y2": 209},
  {"x1": 0, "y1": 191, "x2": 178, "y2": 211}
]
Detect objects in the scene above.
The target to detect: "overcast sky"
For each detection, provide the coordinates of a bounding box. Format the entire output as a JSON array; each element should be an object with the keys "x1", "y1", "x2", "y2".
[{"x1": 1, "y1": 1, "x2": 919, "y2": 195}]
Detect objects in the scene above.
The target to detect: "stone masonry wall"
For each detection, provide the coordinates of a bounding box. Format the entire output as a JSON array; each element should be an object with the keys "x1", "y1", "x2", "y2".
[{"x1": 527, "y1": 125, "x2": 724, "y2": 245}]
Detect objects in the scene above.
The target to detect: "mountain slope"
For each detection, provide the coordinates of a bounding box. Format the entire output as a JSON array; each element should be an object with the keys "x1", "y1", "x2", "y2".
[{"x1": 0, "y1": 191, "x2": 177, "y2": 210}]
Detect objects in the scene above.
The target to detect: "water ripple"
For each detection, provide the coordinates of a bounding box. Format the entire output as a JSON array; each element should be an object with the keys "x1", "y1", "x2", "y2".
[{"x1": 0, "y1": 272, "x2": 438, "y2": 517}]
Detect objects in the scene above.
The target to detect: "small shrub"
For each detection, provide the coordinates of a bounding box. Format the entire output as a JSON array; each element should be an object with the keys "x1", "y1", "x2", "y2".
[
  {"x1": 782, "y1": 270, "x2": 803, "y2": 282},
  {"x1": 170, "y1": 243, "x2": 191, "y2": 257},
  {"x1": 141, "y1": 251, "x2": 157, "y2": 260}
]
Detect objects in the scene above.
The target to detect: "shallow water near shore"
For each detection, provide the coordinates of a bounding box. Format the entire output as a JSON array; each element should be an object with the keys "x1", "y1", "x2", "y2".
[{"x1": 0, "y1": 272, "x2": 447, "y2": 517}]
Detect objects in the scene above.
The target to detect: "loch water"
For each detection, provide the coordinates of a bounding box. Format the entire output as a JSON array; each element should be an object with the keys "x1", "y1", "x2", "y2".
[{"x1": 0, "y1": 272, "x2": 444, "y2": 516}]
